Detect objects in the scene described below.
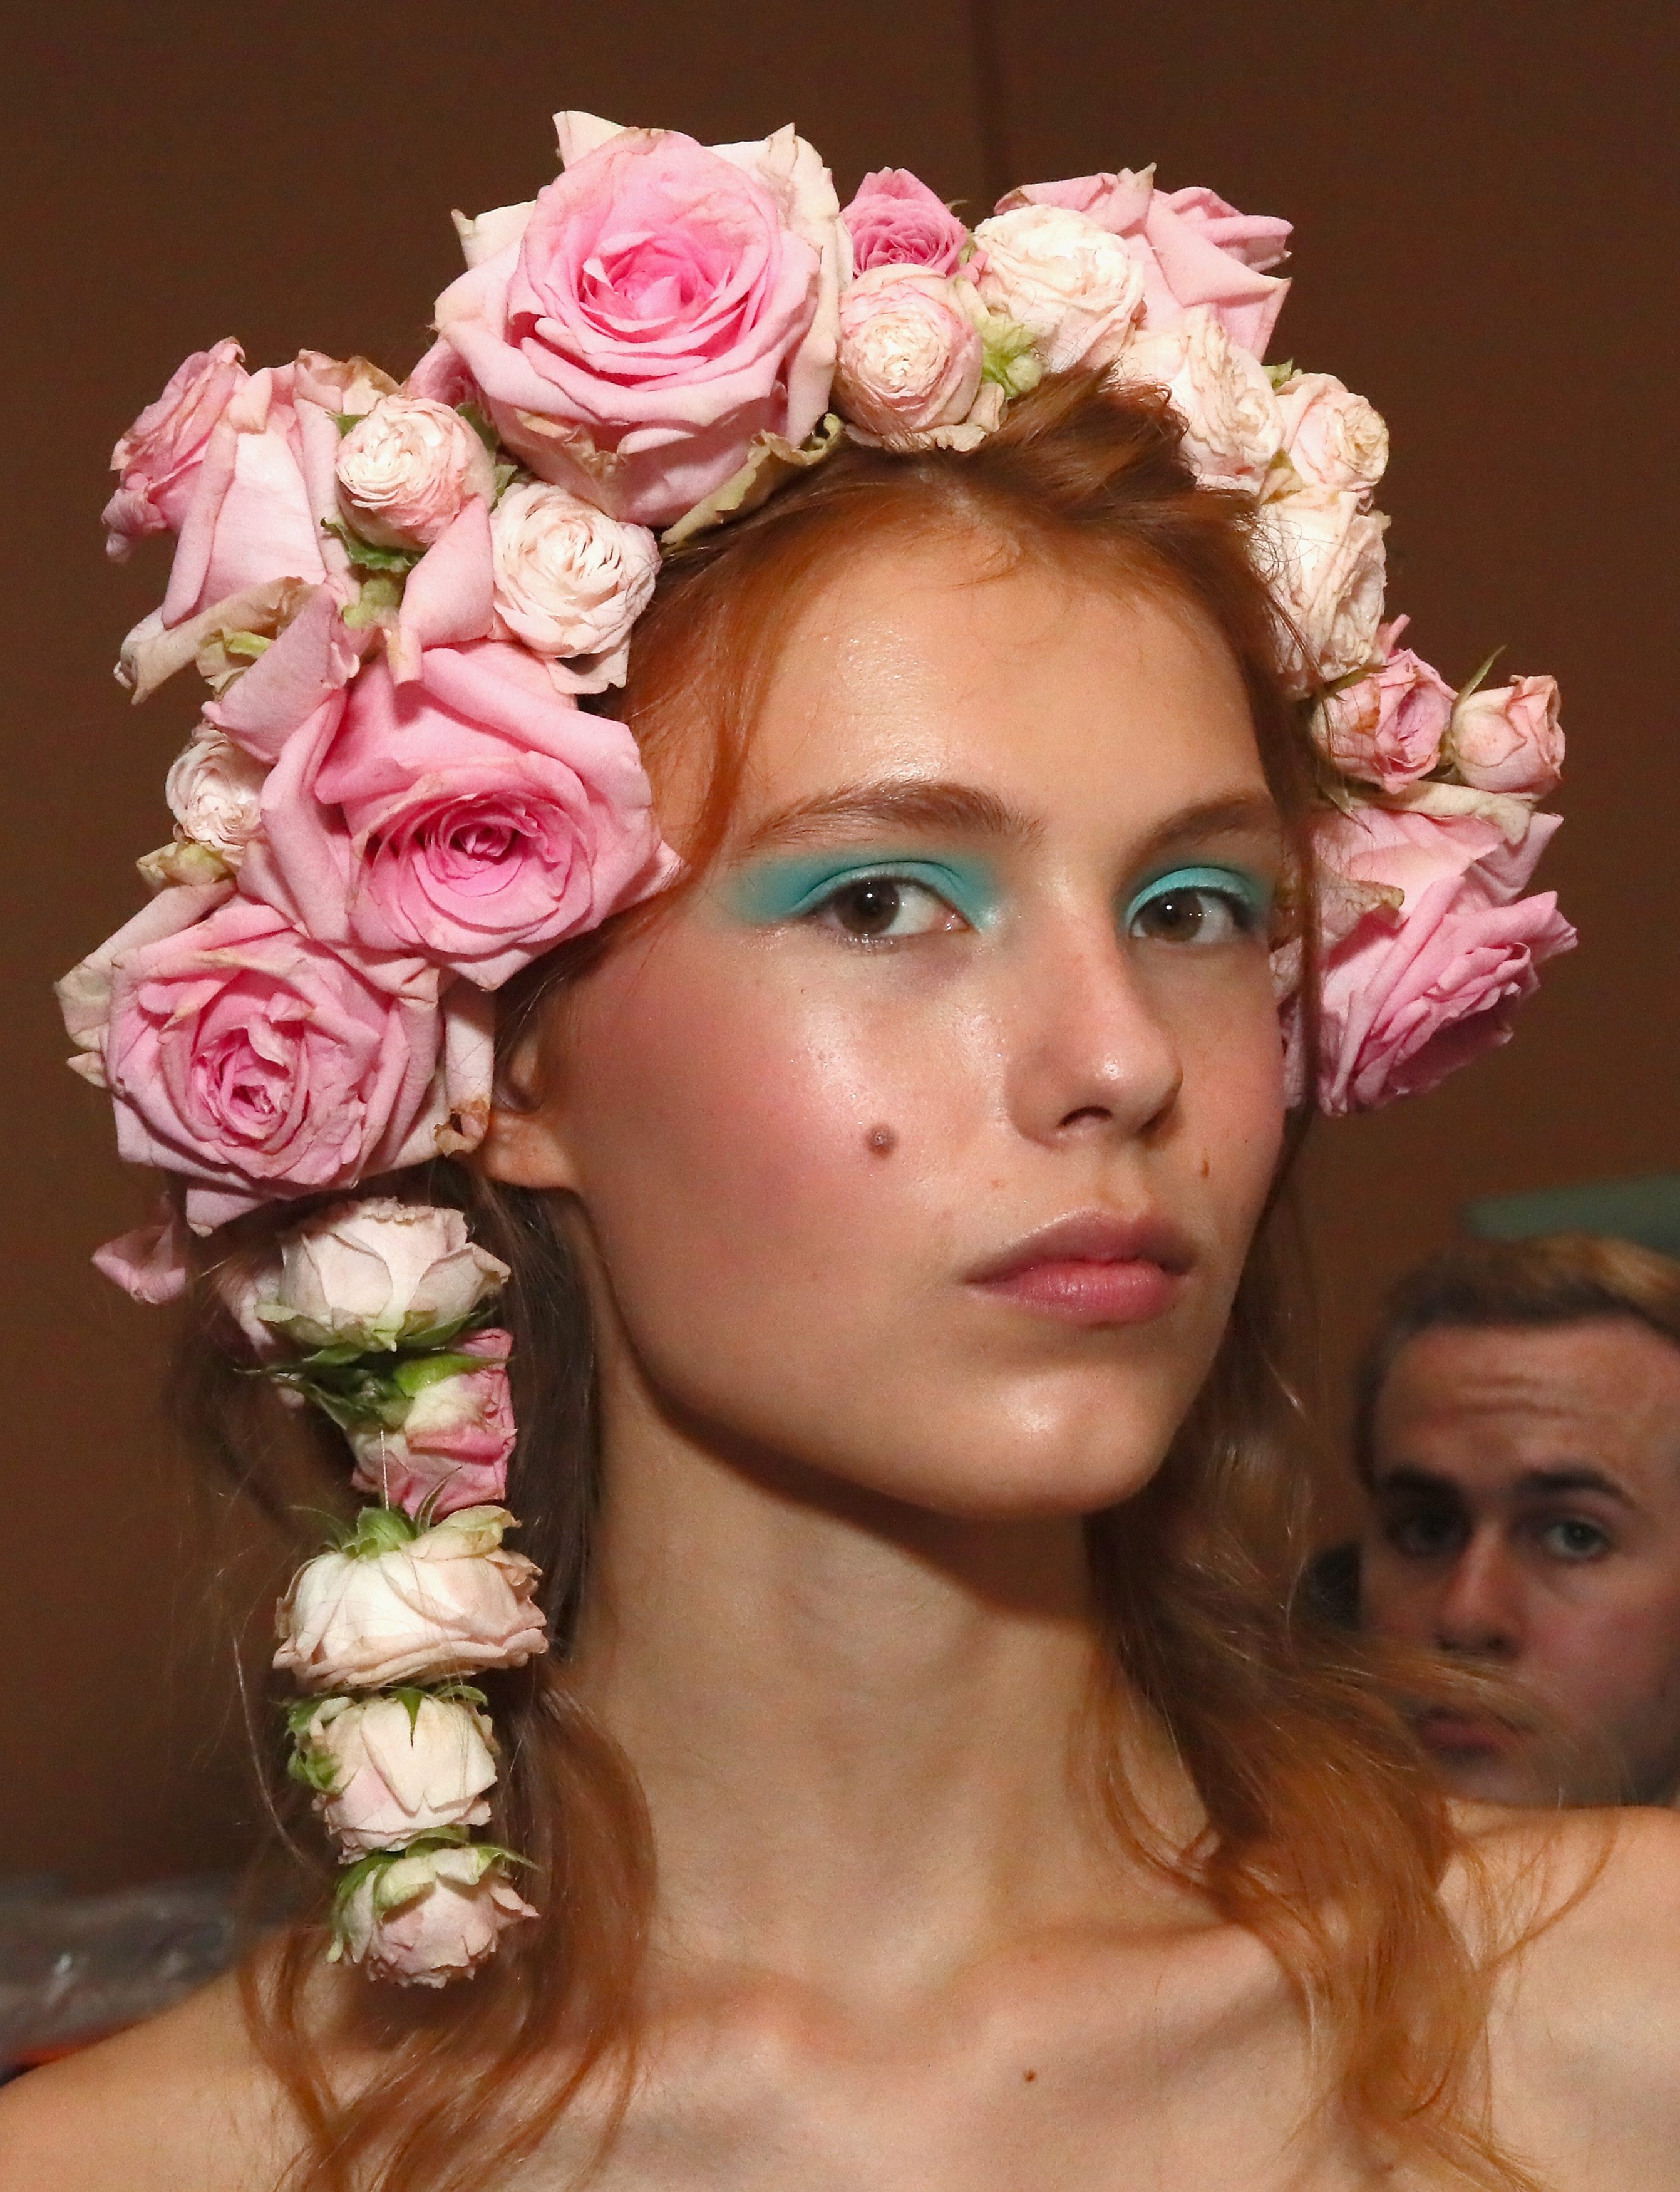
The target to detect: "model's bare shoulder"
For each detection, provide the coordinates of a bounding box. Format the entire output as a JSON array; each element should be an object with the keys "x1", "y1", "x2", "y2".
[
  {"x1": 1463, "y1": 1804, "x2": 1680, "y2": 2188},
  {"x1": 0, "y1": 1968, "x2": 300, "y2": 2192}
]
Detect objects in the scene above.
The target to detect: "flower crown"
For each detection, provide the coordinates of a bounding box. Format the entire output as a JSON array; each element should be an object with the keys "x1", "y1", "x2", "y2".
[{"x1": 58, "y1": 110, "x2": 1574, "y2": 1985}]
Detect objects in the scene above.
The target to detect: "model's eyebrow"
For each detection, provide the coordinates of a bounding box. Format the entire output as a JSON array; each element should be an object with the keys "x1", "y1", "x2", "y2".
[
  {"x1": 734, "y1": 783, "x2": 1281, "y2": 860},
  {"x1": 736, "y1": 780, "x2": 1038, "y2": 856}
]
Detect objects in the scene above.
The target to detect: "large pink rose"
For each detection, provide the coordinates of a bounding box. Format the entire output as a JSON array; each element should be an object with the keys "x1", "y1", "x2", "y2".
[
  {"x1": 996, "y1": 169, "x2": 1291, "y2": 358},
  {"x1": 842, "y1": 169, "x2": 968, "y2": 276},
  {"x1": 1296, "y1": 801, "x2": 1575, "y2": 1114},
  {"x1": 238, "y1": 641, "x2": 676, "y2": 990},
  {"x1": 103, "y1": 340, "x2": 249, "y2": 556},
  {"x1": 431, "y1": 117, "x2": 842, "y2": 527},
  {"x1": 58, "y1": 890, "x2": 492, "y2": 1230}
]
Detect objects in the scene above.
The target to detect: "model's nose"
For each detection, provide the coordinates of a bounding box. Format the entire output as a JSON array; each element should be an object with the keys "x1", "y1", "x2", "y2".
[{"x1": 1433, "y1": 1528, "x2": 1525, "y2": 1659}]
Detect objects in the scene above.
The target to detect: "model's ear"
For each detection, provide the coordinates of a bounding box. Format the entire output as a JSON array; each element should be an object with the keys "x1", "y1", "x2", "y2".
[{"x1": 473, "y1": 1019, "x2": 582, "y2": 1192}]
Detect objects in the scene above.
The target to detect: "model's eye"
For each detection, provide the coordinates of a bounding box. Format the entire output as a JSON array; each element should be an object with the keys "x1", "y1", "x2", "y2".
[
  {"x1": 1125, "y1": 866, "x2": 1270, "y2": 947},
  {"x1": 812, "y1": 876, "x2": 964, "y2": 941},
  {"x1": 1536, "y1": 1516, "x2": 1612, "y2": 1563}
]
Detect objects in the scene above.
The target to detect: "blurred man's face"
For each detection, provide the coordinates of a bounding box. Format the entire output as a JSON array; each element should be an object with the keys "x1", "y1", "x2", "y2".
[{"x1": 1361, "y1": 1318, "x2": 1680, "y2": 1806}]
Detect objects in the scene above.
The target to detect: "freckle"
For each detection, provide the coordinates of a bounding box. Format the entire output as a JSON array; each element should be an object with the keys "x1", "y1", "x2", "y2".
[
  {"x1": 865, "y1": 1124, "x2": 899, "y2": 1156},
  {"x1": 1023, "y1": 2069, "x2": 1037, "y2": 2083},
  {"x1": 1198, "y1": 1154, "x2": 1210, "y2": 1178}
]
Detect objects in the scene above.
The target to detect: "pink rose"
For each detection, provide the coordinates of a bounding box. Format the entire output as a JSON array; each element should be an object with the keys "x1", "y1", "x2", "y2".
[
  {"x1": 103, "y1": 340, "x2": 249, "y2": 557},
  {"x1": 349, "y1": 1330, "x2": 517, "y2": 1517},
  {"x1": 842, "y1": 169, "x2": 968, "y2": 276},
  {"x1": 972, "y1": 205, "x2": 1145, "y2": 373},
  {"x1": 240, "y1": 641, "x2": 677, "y2": 990},
  {"x1": 832, "y1": 269, "x2": 987, "y2": 448},
  {"x1": 274, "y1": 1505, "x2": 547, "y2": 1690},
  {"x1": 1448, "y1": 676, "x2": 1565, "y2": 799},
  {"x1": 1274, "y1": 370, "x2": 1388, "y2": 497},
  {"x1": 149, "y1": 362, "x2": 344, "y2": 632},
  {"x1": 995, "y1": 170, "x2": 1291, "y2": 358},
  {"x1": 431, "y1": 118, "x2": 842, "y2": 527},
  {"x1": 58, "y1": 889, "x2": 491, "y2": 1231},
  {"x1": 333, "y1": 1843, "x2": 535, "y2": 1988},
  {"x1": 1295, "y1": 802, "x2": 1575, "y2": 1114},
  {"x1": 295, "y1": 1693, "x2": 498, "y2": 1856},
  {"x1": 1314, "y1": 648, "x2": 1454, "y2": 790},
  {"x1": 335, "y1": 395, "x2": 496, "y2": 552}
]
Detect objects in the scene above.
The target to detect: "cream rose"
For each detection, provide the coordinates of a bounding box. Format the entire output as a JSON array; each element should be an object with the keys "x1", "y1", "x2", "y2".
[
  {"x1": 274, "y1": 1506, "x2": 547, "y2": 1692},
  {"x1": 1256, "y1": 486, "x2": 1389, "y2": 689},
  {"x1": 972, "y1": 204, "x2": 1145, "y2": 373},
  {"x1": 1447, "y1": 676, "x2": 1565, "y2": 799},
  {"x1": 163, "y1": 725, "x2": 268, "y2": 866},
  {"x1": 1274, "y1": 371, "x2": 1389, "y2": 497},
  {"x1": 335, "y1": 395, "x2": 496, "y2": 551},
  {"x1": 1110, "y1": 307, "x2": 1283, "y2": 490},
  {"x1": 832, "y1": 267, "x2": 987, "y2": 450},
  {"x1": 254, "y1": 1197, "x2": 509, "y2": 1352},
  {"x1": 332, "y1": 1842, "x2": 536, "y2": 1987},
  {"x1": 295, "y1": 1693, "x2": 498, "y2": 1856},
  {"x1": 488, "y1": 481, "x2": 659, "y2": 681}
]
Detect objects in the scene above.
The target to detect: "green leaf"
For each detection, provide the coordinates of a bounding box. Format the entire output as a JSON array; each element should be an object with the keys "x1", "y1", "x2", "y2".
[
  {"x1": 456, "y1": 401, "x2": 502, "y2": 457},
  {"x1": 322, "y1": 517, "x2": 423, "y2": 576},
  {"x1": 333, "y1": 411, "x2": 368, "y2": 437}
]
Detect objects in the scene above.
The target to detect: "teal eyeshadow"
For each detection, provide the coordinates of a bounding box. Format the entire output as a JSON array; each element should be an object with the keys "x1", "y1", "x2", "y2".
[
  {"x1": 1123, "y1": 864, "x2": 1274, "y2": 932},
  {"x1": 726, "y1": 853, "x2": 1001, "y2": 929}
]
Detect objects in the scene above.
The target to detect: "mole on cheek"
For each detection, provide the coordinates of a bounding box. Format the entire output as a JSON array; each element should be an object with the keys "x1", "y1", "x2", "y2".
[{"x1": 865, "y1": 1124, "x2": 899, "y2": 1157}]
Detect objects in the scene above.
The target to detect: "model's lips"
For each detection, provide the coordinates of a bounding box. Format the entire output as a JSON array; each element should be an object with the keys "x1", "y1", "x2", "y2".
[
  {"x1": 1415, "y1": 1710, "x2": 1520, "y2": 1760},
  {"x1": 964, "y1": 1209, "x2": 1196, "y2": 1328}
]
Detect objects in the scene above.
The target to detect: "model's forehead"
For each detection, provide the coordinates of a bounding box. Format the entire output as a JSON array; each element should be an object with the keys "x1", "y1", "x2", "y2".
[{"x1": 738, "y1": 535, "x2": 1262, "y2": 824}]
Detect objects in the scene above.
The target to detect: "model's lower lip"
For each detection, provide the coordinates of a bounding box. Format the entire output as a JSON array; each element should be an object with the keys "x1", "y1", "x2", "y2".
[
  {"x1": 1416, "y1": 1712, "x2": 1517, "y2": 1759},
  {"x1": 971, "y1": 1258, "x2": 1185, "y2": 1326}
]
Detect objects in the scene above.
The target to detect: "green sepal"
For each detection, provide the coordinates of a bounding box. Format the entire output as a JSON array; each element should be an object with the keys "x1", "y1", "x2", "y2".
[
  {"x1": 342, "y1": 1503, "x2": 423, "y2": 1559},
  {"x1": 341, "y1": 573, "x2": 406, "y2": 630},
  {"x1": 323, "y1": 517, "x2": 424, "y2": 577},
  {"x1": 287, "y1": 1744, "x2": 340, "y2": 1795},
  {"x1": 391, "y1": 1348, "x2": 493, "y2": 1398},
  {"x1": 979, "y1": 317, "x2": 1043, "y2": 399},
  {"x1": 1265, "y1": 359, "x2": 1297, "y2": 390},
  {"x1": 222, "y1": 630, "x2": 272, "y2": 661},
  {"x1": 333, "y1": 411, "x2": 369, "y2": 437},
  {"x1": 1455, "y1": 644, "x2": 1507, "y2": 705},
  {"x1": 492, "y1": 460, "x2": 519, "y2": 502}
]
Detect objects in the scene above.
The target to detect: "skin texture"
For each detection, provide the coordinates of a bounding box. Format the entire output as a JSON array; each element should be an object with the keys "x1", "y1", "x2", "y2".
[
  {"x1": 1362, "y1": 1318, "x2": 1680, "y2": 1807},
  {"x1": 6, "y1": 543, "x2": 1679, "y2": 2191}
]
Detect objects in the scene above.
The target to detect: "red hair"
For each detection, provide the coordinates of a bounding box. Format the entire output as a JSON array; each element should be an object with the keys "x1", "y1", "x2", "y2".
[{"x1": 185, "y1": 376, "x2": 1540, "y2": 2191}]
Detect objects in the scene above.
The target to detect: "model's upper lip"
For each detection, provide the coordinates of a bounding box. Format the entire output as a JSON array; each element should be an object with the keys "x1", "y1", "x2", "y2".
[{"x1": 965, "y1": 1207, "x2": 1197, "y2": 1286}]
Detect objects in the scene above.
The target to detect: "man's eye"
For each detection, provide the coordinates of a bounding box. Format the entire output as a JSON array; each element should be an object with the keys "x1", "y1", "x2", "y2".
[
  {"x1": 1385, "y1": 1509, "x2": 1466, "y2": 1560},
  {"x1": 812, "y1": 876, "x2": 964, "y2": 941},
  {"x1": 1536, "y1": 1517, "x2": 1612, "y2": 1563}
]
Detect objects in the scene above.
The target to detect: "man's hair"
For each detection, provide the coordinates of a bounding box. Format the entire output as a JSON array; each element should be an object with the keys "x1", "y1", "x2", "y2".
[{"x1": 1354, "y1": 1231, "x2": 1680, "y2": 1481}]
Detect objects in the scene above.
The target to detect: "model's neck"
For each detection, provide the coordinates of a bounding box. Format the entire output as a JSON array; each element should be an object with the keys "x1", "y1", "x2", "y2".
[{"x1": 570, "y1": 1370, "x2": 1191, "y2": 1996}]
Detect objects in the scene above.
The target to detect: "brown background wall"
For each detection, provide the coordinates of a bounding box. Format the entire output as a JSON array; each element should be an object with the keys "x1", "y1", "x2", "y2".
[{"x1": 6, "y1": 1, "x2": 1675, "y2": 1888}]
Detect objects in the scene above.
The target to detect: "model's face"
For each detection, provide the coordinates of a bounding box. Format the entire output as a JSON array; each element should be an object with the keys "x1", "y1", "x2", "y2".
[
  {"x1": 490, "y1": 537, "x2": 1287, "y2": 1519},
  {"x1": 1362, "y1": 1320, "x2": 1680, "y2": 1806}
]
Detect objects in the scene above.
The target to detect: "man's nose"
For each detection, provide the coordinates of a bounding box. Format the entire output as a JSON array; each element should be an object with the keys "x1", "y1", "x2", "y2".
[{"x1": 1434, "y1": 1528, "x2": 1525, "y2": 1659}]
